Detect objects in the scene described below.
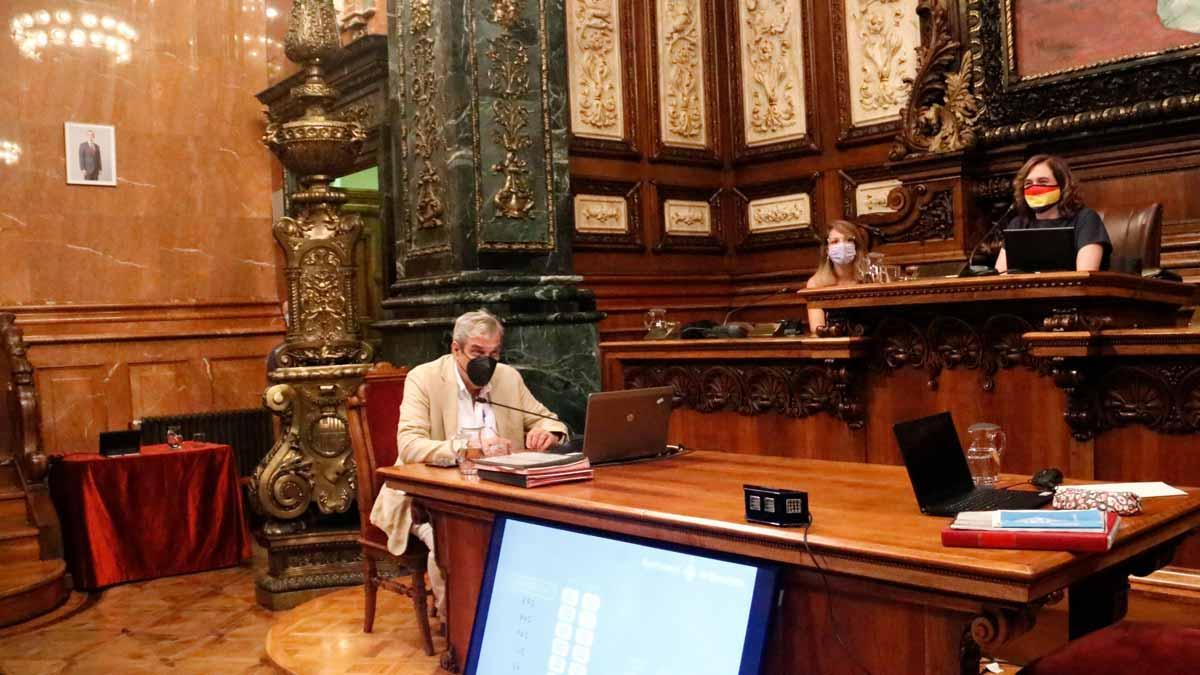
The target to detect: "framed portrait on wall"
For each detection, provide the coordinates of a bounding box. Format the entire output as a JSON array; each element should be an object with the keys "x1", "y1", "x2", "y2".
[{"x1": 64, "y1": 122, "x2": 117, "y2": 187}]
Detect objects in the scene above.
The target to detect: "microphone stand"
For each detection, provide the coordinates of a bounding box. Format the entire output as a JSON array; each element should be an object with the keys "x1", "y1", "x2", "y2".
[
  {"x1": 957, "y1": 203, "x2": 1015, "y2": 277},
  {"x1": 708, "y1": 287, "x2": 793, "y2": 338},
  {"x1": 474, "y1": 396, "x2": 580, "y2": 451}
]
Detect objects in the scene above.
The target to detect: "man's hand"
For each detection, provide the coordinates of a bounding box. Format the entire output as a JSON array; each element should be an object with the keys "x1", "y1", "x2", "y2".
[
  {"x1": 482, "y1": 436, "x2": 513, "y2": 457},
  {"x1": 525, "y1": 427, "x2": 557, "y2": 451}
]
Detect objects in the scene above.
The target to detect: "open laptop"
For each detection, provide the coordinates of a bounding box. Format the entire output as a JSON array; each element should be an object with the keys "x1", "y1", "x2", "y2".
[
  {"x1": 577, "y1": 386, "x2": 674, "y2": 465},
  {"x1": 892, "y1": 412, "x2": 1052, "y2": 516},
  {"x1": 99, "y1": 429, "x2": 141, "y2": 457},
  {"x1": 1003, "y1": 226, "x2": 1076, "y2": 272}
]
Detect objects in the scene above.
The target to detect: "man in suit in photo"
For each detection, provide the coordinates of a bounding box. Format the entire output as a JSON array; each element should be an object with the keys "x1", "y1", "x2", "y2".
[
  {"x1": 369, "y1": 309, "x2": 567, "y2": 616},
  {"x1": 79, "y1": 130, "x2": 102, "y2": 181}
]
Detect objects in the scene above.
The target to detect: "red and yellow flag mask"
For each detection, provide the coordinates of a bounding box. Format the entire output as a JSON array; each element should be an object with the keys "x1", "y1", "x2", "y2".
[{"x1": 1023, "y1": 185, "x2": 1061, "y2": 210}]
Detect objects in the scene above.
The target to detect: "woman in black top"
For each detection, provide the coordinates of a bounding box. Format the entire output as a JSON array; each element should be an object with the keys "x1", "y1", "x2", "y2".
[{"x1": 995, "y1": 154, "x2": 1111, "y2": 273}]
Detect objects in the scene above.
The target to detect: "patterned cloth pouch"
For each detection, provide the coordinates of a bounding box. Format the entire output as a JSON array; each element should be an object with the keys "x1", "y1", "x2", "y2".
[{"x1": 1052, "y1": 488, "x2": 1142, "y2": 515}]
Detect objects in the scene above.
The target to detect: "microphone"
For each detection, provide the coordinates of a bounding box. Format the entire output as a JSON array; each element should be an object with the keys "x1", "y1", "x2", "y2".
[
  {"x1": 708, "y1": 287, "x2": 793, "y2": 338},
  {"x1": 958, "y1": 203, "x2": 1015, "y2": 277},
  {"x1": 474, "y1": 396, "x2": 582, "y2": 453}
]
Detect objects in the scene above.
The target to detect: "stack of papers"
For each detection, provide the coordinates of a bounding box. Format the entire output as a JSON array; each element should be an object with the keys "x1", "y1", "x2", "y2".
[
  {"x1": 474, "y1": 452, "x2": 594, "y2": 488},
  {"x1": 943, "y1": 509, "x2": 1120, "y2": 552}
]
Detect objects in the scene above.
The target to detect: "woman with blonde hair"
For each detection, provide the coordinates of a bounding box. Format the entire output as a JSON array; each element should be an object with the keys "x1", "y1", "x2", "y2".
[{"x1": 804, "y1": 219, "x2": 871, "y2": 333}]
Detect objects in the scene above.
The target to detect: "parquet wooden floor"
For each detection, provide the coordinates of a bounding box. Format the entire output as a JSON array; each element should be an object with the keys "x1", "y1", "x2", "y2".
[{"x1": 0, "y1": 557, "x2": 443, "y2": 675}]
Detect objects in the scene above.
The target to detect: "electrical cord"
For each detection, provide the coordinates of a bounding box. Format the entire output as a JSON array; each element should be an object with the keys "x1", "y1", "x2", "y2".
[{"x1": 801, "y1": 516, "x2": 875, "y2": 675}]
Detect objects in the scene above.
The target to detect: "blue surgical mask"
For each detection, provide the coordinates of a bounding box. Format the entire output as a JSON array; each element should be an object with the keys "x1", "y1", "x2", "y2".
[{"x1": 828, "y1": 242, "x2": 857, "y2": 266}]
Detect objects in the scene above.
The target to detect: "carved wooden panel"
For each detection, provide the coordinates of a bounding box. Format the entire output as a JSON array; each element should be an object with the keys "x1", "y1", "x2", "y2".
[
  {"x1": 570, "y1": 177, "x2": 643, "y2": 250},
  {"x1": 840, "y1": 169, "x2": 960, "y2": 246},
  {"x1": 566, "y1": 0, "x2": 639, "y2": 156},
  {"x1": 729, "y1": 0, "x2": 820, "y2": 159},
  {"x1": 830, "y1": 0, "x2": 920, "y2": 145},
  {"x1": 854, "y1": 178, "x2": 904, "y2": 216},
  {"x1": 653, "y1": 184, "x2": 724, "y2": 253},
  {"x1": 733, "y1": 176, "x2": 821, "y2": 251},
  {"x1": 649, "y1": 0, "x2": 720, "y2": 162}
]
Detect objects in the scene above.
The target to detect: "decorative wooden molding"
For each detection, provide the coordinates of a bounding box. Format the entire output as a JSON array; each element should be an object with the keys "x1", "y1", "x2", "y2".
[
  {"x1": 840, "y1": 169, "x2": 959, "y2": 244},
  {"x1": 970, "y1": 0, "x2": 1200, "y2": 145},
  {"x1": 652, "y1": 184, "x2": 725, "y2": 253},
  {"x1": 570, "y1": 178, "x2": 643, "y2": 250},
  {"x1": 648, "y1": 0, "x2": 721, "y2": 163},
  {"x1": 566, "y1": 0, "x2": 641, "y2": 157},
  {"x1": 623, "y1": 361, "x2": 865, "y2": 428},
  {"x1": 728, "y1": 0, "x2": 820, "y2": 160},
  {"x1": 889, "y1": 0, "x2": 982, "y2": 160},
  {"x1": 1047, "y1": 355, "x2": 1200, "y2": 441},
  {"x1": 732, "y1": 176, "x2": 820, "y2": 252},
  {"x1": 830, "y1": 0, "x2": 920, "y2": 146}
]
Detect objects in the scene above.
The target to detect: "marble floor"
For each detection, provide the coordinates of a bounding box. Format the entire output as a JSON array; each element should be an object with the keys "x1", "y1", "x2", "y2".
[{"x1": 0, "y1": 557, "x2": 443, "y2": 675}]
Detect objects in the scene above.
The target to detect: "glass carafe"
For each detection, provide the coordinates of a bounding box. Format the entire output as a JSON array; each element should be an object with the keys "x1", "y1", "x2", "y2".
[{"x1": 966, "y1": 423, "x2": 1006, "y2": 487}]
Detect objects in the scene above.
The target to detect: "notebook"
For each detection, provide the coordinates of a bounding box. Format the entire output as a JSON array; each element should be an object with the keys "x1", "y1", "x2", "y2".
[
  {"x1": 578, "y1": 386, "x2": 674, "y2": 465},
  {"x1": 1003, "y1": 226, "x2": 1076, "y2": 272},
  {"x1": 891, "y1": 412, "x2": 1052, "y2": 516}
]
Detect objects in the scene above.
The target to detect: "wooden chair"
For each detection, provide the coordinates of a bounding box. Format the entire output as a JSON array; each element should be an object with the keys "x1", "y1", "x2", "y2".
[
  {"x1": 1096, "y1": 203, "x2": 1163, "y2": 274},
  {"x1": 348, "y1": 361, "x2": 434, "y2": 654}
]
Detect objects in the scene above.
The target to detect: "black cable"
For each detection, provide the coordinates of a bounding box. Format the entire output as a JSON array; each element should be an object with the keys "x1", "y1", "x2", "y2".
[{"x1": 801, "y1": 516, "x2": 875, "y2": 675}]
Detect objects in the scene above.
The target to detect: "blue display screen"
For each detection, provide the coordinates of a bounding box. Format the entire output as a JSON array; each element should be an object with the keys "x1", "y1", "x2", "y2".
[{"x1": 464, "y1": 516, "x2": 778, "y2": 675}]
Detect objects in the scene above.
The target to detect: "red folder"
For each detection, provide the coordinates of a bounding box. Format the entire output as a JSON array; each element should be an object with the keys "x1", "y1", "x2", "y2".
[{"x1": 941, "y1": 511, "x2": 1121, "y2": 552}]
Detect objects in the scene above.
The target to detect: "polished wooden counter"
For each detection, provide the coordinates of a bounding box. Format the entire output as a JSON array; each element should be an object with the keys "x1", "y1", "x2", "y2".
[{"x1": 381, "y1": 452, "x2": 1200, "y2": 675}]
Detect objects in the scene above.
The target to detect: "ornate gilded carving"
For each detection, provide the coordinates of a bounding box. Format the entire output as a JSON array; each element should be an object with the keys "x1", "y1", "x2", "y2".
[
  {"x1": 568, "y1": 0, "x2": 621, "y2": 137},
  {"x1": 657, "y1": 0, "x2": 707, "y2": 146},
  {"x1": 487, "y1": 29, "x2": 536, "y2": 219},
  {"x1": 889, "y1": 0, "x2": 982, "y2": 159},
  {"x1": 255, "y1": 0, "x2": 374, "y2": 533},
  {"x1": 738, "y1": 0, "x2": 805, "y2": 145},
  {"x1": 490, "y1": 0, "x2": 525, "y2": 28},
  {"x1": 410, "y1": 0, "x2": 446, "y2": 229},
  {"x1": 622, "y1": 361, "x2": 865, "y2": 428}
]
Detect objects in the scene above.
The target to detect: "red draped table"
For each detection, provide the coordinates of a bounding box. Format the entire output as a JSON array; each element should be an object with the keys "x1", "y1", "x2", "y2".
[{"x1": 50, "y1": 442, "x2": 253, "y2": 590}]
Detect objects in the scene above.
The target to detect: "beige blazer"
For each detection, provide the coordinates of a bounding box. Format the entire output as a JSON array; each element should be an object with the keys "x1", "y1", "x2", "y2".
[{"x1": 370, "y1": 354, "x2": 568, "y2": 554}]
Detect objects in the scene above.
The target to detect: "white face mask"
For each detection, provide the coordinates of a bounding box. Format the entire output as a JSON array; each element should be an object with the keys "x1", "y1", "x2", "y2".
[{"x1": 828, "y1": 241, "x2": 856, "y2": 266}]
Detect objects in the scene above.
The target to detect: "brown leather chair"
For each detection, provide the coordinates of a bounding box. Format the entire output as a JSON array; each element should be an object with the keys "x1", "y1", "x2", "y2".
[
  {"x1": 1095, "y1": 203, "x2": 1163, "y2": 273},
  {"x1": 348, "y1": 361, "x2": 434, "y2": 654},
  {"x1": 1020, "y1": 621, "x2": 1200, "y2": 674}
]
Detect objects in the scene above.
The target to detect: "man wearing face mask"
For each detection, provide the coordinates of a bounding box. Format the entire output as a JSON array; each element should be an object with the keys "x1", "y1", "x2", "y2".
[
  {"x1": 369, "y1": 309, "x2": 567, "y2": 617},
  {"x1": 996, "y1": 154, "x2": 1111, "y2": 273}
]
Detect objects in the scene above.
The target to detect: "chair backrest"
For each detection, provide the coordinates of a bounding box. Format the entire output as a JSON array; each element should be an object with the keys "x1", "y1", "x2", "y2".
[
  {"x1": 350, "y1": 362, "x2": 409, "y2": 538},
  {"x1": 1095, "y1": 203, "x2": 1163, "y2": 271}
]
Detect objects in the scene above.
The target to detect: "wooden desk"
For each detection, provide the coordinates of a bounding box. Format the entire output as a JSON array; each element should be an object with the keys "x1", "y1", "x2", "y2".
[
  {"x1": 381, "y1": 452, "x2": 1200, "y2": 675},
  {"x1": 796, "y1": 271, "x2": 1195, "y2": 333}
]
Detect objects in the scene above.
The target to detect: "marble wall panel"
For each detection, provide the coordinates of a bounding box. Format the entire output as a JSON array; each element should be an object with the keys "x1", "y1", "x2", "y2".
[
  {"x1": 35, "y1": 364, "x2": 110, "y2": 453},
  {"x1": 0, "y1": 0, "x2": 282, "y2": 307},
  {"x1": 208, "y1": 356, "x2": 269, "y2": 409}
]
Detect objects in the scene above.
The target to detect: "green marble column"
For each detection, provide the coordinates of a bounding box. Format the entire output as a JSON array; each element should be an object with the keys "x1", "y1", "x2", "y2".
[{"x1": 378, "y1": 0, "x2": 600, "y2": 431}]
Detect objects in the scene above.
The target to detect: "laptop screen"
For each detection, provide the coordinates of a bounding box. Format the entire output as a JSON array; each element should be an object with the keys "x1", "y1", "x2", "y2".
[
  {"x1": 892, "y1": 412, "x2": 975, "y2": 509},
  {"x1": 1003, "y1": 226, "x2": 1076, "y2": 272},
  {"x1": 464, "y1": 516, "x2": 777, "y2": 675}
]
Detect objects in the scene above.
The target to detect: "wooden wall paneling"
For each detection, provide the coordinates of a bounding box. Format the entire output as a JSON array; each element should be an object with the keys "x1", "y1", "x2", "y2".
[
  {"x1": 652, "y1": 182, "x2": 726, "y2": 253},
  {"x1": 566, "y1": 0, "x2": 641, "y2": 157},
  {"x1": 732, "y1": 175, "x2": 822, "y2": 252},
  {"x1": 727, "y1": 0, "x2": 821, "y2": 161},
  {"x1": 570, "y1": 177, "x2": 643, "y2": 250},
  {"x1": 586, "y1": 273, "x2": 733, "y2": 341},
  {"x1": 647, "y1": 0, "x2": 722, "y2": 163},
  {"x1": 829, "y1": 0, "x2": 921, "y2": 146}
]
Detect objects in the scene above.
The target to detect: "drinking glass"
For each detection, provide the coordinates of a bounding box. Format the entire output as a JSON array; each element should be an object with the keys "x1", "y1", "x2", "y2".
[
  {"x1": 866, "y1": 253, "x2": 886, "y2": 283},
  {"x1": 453, "y1": 426, "x2": 484, "y2": 475},
  {"x1": 165, "y1": 426, "x2": 183, "y2": 449}
]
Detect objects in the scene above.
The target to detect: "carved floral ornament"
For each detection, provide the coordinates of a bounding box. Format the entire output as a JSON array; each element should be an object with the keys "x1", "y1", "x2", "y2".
[
  {"x1": 748, "y1": 193, "x2": 811, "y2": 233},
  {"x1": 738, "y1": 0, "x2": 807, "y2": 145},
  {"x1": 846, "y1": 0, "x2": 919, "y2": 126},
  {"x1": 574, "y1": 194, "x2": 628, "y2": 233},
  {"x1": 568, "y1": 0, "x2": 622, "y2": 139},
  {"x1": 410, "y1": 0, "x2": 446, "y2": 229},
  {"x1": 889, "y1": 0, "x2": 982, "y2": 159},
  {"x1": 657, "y1": 0, "x2": 707, "y2": 147}
]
